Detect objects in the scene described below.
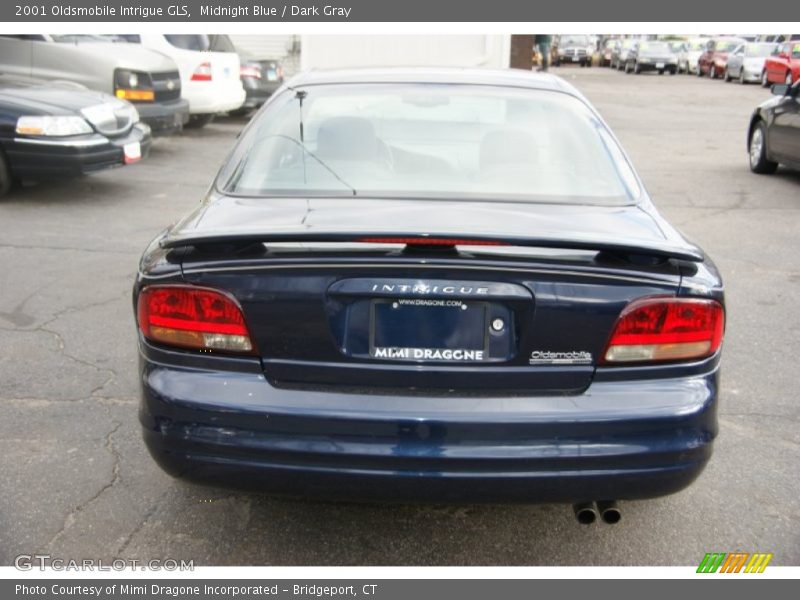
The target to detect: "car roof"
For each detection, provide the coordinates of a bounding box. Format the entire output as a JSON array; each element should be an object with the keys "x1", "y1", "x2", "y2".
[{"x1": 284, "y1": 67, "x2": 579, "y2": 96}]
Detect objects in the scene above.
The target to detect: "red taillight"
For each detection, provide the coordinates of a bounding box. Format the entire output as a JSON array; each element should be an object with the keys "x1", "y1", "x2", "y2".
[
  {"x1": 137, "y1": 286, "x2": 254, "y2": 354},
  {"x1": 240, "y1": 65, "x2": 261, "y2": 79},
  {"x1": 358, "y1": 237, "x2": 506, "y2": 246},
  {"x1": 602, "y1": 297, "x2": 724, "y2": 364},
  {"x1": 191, "y1": 62, "x2": 213, "y2": 82}
]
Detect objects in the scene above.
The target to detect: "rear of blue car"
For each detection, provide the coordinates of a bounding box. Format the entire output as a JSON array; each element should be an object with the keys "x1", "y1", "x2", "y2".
[{"x1": 134, "y1": 71, "x2": 725, "y2": 510}]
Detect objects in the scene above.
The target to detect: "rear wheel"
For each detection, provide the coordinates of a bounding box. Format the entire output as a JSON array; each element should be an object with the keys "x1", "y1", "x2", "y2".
[
  {"x1": 185, "y1": 114, "x2": 215, "y2": 129},
  {"x1": 749, "y1": 122, "x2": 778, "y2": 174},
  {"x1": 0, "y1": 150, "x2": 12, "y2": 198},
  {"x1": 658, "y1": 69, "x2": 664, "y2": 75}
]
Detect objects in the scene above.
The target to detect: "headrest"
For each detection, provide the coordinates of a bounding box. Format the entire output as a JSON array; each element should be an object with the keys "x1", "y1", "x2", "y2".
[
  {"x1": 316, "y1": 116, "x2": 380, "y2": 161},
  {"x1": 479, "y1": 128, "x2": 538, "y2": 170}
]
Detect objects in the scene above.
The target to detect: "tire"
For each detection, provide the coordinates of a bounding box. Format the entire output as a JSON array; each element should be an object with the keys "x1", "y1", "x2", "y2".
[
  {"x1": 185, "y1": 113, "x2": 215, "y2": 129},
  {"x1": 786, "y1": 71, "x2": 794, "y2": 85},
  {"x1": 761, "y1": 70, "x2": 769, "y2": 87},
  {"x1": 749, "y1": 121, "x2": 778, "y2": 174},
  {"x1": 0, "y1": 149, "x2": 12, "y2": 198},
  {"x1": 658, "y1": 69, "x2": 664, "y2": 75}
]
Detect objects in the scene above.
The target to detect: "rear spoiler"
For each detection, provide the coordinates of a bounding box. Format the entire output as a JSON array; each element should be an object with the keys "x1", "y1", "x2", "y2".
[{"x1": 160, "y1": 231, "x2": 704, "y2": 262}]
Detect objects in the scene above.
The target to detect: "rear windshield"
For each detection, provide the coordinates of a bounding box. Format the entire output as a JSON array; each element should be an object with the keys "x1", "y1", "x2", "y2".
[
  {"x1": 164, "y1": 34, "x2": 210, "y2": 51},
  {"x1": 208, "y1": 34, "x2": 237, "y2": 53},
  {"x1": 219, "y1": 84, "x2": 640, "y2": 205}
]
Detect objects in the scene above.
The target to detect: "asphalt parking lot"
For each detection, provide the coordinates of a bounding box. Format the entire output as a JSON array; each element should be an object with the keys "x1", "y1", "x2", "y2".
[{"x1": 1, "y1": 66, "x2": 798, "y2": 567}]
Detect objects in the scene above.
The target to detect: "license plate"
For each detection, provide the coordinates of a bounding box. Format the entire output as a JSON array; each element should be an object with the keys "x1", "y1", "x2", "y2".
[
  {"x1": 656, "y1": 62, "x2": 665, "y2": 69},
  {"x1": 123, "y1": 142, "x2": 141, "y2": 164},
  {"x1": 266, "y1": 70, "x2": 278, "y2": 81},
  {"x1": 370, "y1": 299, "x2": 488, "y2": 362}
]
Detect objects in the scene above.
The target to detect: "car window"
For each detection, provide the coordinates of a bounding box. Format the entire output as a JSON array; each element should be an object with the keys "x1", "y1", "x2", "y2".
[
  {"x1": 745, "y1": 44, "x2": 775, "y2": 57},
  {"x1": 208, "y1": 34, "x2": 237, "y2": 53},
  {"x1": 639, "y1": 42, "x2": 670, "y2": 52},
  {"x1": 220, "y1": 84, "x2": 640, "y2": 206},
  {"x1": 715, "y1": 40, "x2": 742, "y2": 52},
  {"x1": 0, "y1": 34, "x2": 46, "y2": 41},
  {"x1": 793, "y1": 44, "x2": 800, "y2": 58},
  {"x1": 164, "y1": 34, "x2": 210, "y2": 51},
  {"x1": 50, "y1": 34, "x2": 112, "y2": 43},
  {"x1": 560, "y1": 36, "x2": 589, "y2": 46}
]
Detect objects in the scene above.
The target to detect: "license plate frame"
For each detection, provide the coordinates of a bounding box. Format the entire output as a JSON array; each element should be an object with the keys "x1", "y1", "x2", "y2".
[{"x1": 368, "y1": 299, "x2": 490, "y2": 362}]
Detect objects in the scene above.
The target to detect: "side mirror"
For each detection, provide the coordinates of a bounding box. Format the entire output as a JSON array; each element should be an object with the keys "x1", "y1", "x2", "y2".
[{"x1": 770, "y1": 84, "x2": 789, "y2": 96}]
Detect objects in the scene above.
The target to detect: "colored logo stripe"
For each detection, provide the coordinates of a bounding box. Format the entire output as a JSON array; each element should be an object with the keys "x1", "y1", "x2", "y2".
[
  {"x1": 697, "y1": 553, "x2": 726, "y2": 573},
  {"x1": 697, "y1": 552, "x2": 773, "y2": 573},
  {"x1": 745, "y1": 553, "x2": 773, "y2": 573}
]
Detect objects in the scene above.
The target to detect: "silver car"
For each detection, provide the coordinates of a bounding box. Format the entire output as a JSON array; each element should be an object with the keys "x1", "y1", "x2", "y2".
[
  {"x1": 0, "y1": 34, "x2": 189, "y2": 136},
  {"x1": 724, "y1": 42, "x2": 778, "y2": 84},
  {"x1": 677, "y1": 38, "x2": 710, "y2": 74}
]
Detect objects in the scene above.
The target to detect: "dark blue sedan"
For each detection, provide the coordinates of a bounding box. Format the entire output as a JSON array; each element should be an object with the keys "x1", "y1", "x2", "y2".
[{"x1": 134, "y1": 69, "x2": 724, "y2": 524}]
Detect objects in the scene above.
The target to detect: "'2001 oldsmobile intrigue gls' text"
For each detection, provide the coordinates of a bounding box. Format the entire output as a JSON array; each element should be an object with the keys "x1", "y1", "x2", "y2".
[{"x1": 134, "y1": 69, "x2": 725, "y2": 524}]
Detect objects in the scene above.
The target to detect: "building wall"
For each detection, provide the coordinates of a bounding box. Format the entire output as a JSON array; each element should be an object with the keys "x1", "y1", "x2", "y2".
[{"x1": 300, "y1": 35, "x2": 511, "y2": 70}]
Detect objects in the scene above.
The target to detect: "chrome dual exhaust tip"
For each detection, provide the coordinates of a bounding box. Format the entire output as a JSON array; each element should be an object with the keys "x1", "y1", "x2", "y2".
[{"x1": 572, "y1": 500, "x2": 621, "y2": 525}]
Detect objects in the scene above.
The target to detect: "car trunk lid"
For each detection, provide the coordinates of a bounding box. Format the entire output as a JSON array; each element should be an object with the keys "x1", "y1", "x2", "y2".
[{"x1": 173, "y1": 197, "x2": 688, "y2": 394}]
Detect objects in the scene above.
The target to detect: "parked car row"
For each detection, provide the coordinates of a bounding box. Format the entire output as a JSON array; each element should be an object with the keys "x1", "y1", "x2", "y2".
[
  {"x1": 0, "y1": 34, "x2": 285, "y2": 197},
  {"x1": 603, "y1": 36, "x2": 800, "y2": 86},
  {"x1": 596, "y1": 36, "x2": 800, "y2": 176}
]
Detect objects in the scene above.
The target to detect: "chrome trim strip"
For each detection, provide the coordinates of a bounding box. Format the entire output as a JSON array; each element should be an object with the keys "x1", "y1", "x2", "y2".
[
  {"x1": 13, "y1": 136, "x2": 108, "y2": 148},
  {"x1": 179, "y1": 262, "x2": 678, "y2": 285}
]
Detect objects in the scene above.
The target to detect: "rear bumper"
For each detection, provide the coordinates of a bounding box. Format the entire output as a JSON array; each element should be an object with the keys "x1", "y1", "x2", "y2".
[
  {"x1": 241, "y1": 79, "x2": 280, "y2": 108},
  {"x1": 184, "y1": 82, "x2": 246, "y2": 114},
  {"x1": 636, "y1": 61, "x2": 677, "y2": 71},
  {"x1": 139, "y1": 341, "x2": 719, "y2": 503},
  {"x1": 5, "y1": 123, "x2": 151, "y2": 179},
  {"x1": 136, "y1": 99, "x2": 190, "y2": 137}
]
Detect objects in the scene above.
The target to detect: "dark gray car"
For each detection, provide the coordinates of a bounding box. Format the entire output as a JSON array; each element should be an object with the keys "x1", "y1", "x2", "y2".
[{"x1": 625, "y1": 41, "x2": 678, "y2": 75}]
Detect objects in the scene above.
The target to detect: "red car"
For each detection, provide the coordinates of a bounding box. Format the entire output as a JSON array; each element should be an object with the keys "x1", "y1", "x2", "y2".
[
  {"x1": 762, "y1": 41, "x2": 800, "y2": 86},
  {"x1": 697, "y1": 37, "x2": 745, "y2": 79}
]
